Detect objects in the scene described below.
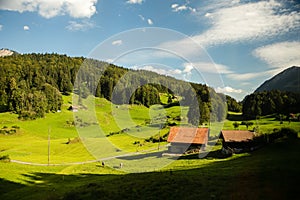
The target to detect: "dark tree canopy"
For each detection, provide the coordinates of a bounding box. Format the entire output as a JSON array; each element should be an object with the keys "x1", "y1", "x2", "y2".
[
  {"x1": 226, "y1": 95, "x2": 242, "y2": 113},
  {"x1": 242, "y1": 90, "x2": 300, "y2": 119}
]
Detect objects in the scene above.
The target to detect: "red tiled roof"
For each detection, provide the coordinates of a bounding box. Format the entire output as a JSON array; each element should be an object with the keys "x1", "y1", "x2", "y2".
[
  {"x1": 221, "y1": 130, "x2": 254, "y2": 142},
  {"x1": 167, "y1": 127, "x2": 209, "y2": 144}
]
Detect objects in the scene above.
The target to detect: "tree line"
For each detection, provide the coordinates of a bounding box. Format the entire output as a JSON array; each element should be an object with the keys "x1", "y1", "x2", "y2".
[
  {"x1": 0, "y1": 53, "x2": 228, "y2": 123},
  {"x1": 4, "y1": 53, "x2": 298, "y2": 124},
  {"x1": 242, "y1": 90, "x2": 300, "y2": 119}
]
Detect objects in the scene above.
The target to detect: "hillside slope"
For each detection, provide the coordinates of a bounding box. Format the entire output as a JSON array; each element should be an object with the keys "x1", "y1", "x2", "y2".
[{"x1": 255, "y1": 66, "x2": 300, "y2": 93}]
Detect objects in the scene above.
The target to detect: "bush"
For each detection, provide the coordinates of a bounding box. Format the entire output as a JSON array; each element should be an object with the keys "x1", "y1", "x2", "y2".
[
  {"x1": 11, "y1": 125, "x2": 20, "y2": 129},
  {"x1": 18, "y1": 110, "x2": 37, "y2": 120},
  {"x1": 252, "y1": 127, "x2": 298, "y2": 147},
  {"x1": 279, "y1": 127, "x2": 298, "y2": 139},
  {"x1": 0, "y1": 155, "x2": 10, "y2": 162},
  {"x1": 167, "y1": 122, "x2": 177, "y2": 126}
]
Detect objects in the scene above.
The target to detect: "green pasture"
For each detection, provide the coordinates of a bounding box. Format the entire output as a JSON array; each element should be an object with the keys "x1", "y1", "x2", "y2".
[
  {"x1": 0, "y1": 94, "x2": 300, "y2": 199},
  {"x1": 1, "y1": 138, "x2": 299, "y2": 199},
  {"x1": 0, "y1": 94, "x2": 186, "y2": 164},
  {"x1": 224, "y1": 112, "x2": 300, "y2": 134}
]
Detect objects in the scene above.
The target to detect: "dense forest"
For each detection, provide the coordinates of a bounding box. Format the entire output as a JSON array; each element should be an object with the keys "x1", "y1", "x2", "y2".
[
  {"x1": 226, "y1": 95, "x2": 242, "y2": 113},
  {"x1": 0, "y1": 53, "x2": 226, "y2": 123},
  {"x1": 242, "y1": 90, "x2": 300, "y2": 119}
]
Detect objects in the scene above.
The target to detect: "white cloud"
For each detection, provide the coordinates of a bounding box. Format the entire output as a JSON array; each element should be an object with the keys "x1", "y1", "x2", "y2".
[
  {"x1": 0, "y1": 25, "x2": 3, "y2": 31},
  {"x1": 227, "y1": 72, "x2": 263, "y2": 81},
  {"x1": 204, "y1": 12, "x2": 212, "y2": 18},
  {"x1": 106, "y1": 59, "x2": 114, "y2": 63},
  {"x1": 183, "y1": 63, "x2": 194, "y2": 73},
  {"x1": 167, "y1": 1, "x2": 300, "y2": 48},
  {"x1": 132, "y1": 65, "x2": 182, "y2": 76},
  {"x1": 23, "y1": 25, "x2": 30, "y2": 31},
  {"x1": 158, "y1": 37, "x2": 205, "y2": 58},
  {"x1": 174, "y1": 5, "x2": 187, "y2": 12},
  {"x1": 253, "y1": 41, "x2": 300, "y2": 69},
  {"x1": 226, "y1": 68, "x2": 280, "y2": 81},
  {"x1": 147, "y1": 18, "x2": 153, "y2": 25},
  {"x1": 138, "y1": 14, "x2": 145, "y2": 21},
  {"x1": 127, "y1": 0, "x2": 143, "y2": 4},
  {"x1": 171, "y1": 4, "x2": 179, "y2": 9},
  {"x1": 112, "y1": 40, "x2": 123, "y2": 46},
  {"x1": 215, "y1": 86, "x2": 243, "y2": 94},
  {"x1": 0, "y1": 0, "x2": 97, "y2": 18},
  {"x1": 171, "y1": 3, "x2": 196, "y2": 12},
  {"x1": 66, "y1": 20, "x2": 94, "y2": 31},
  {"x1": 183, "y1": 62, "x2": 233, "y2": 74}
]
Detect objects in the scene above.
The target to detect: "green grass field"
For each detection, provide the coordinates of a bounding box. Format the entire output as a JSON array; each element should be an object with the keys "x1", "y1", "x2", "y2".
[
  {"x1": 0, "y1": 95, "x2": 300, "y2": 199},
  {"x1": 0, "y1": 95, "x2": 175, "y2": 164},
  {"x1": 1, "y1": 139, "x2": 299, "y2": 199},
  {"x1": 224, "y1": 112, "x2": 300, "y2": 134}
]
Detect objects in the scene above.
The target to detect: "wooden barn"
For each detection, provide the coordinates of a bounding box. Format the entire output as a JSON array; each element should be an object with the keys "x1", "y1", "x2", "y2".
[
  {"x1": 167, "y1": 127, "x2": 209, "y2": 153},
  {"x1": 220, "y1": 130, "x2": 255, "y2": 154}
]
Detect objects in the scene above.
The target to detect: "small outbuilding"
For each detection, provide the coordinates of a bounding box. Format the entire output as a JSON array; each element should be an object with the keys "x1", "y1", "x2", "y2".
[
  {"x1": 167, "y1": 127, "x2": 209, "y2": 154},
  {"x1": 68, "y1": 105, "x2": 79, "y2": 112},
  {"x1": 220, "y1": 130, "x2": 255, "y2": 154}
]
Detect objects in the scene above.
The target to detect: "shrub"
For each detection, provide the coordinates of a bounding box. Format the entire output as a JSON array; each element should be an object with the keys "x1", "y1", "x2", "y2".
[
  {"x1": 0, "y1": 155, "x2": 10, "y2": 162},
  {"x1": 11, "y1": 125, "x2": 20, "y2": 129},
  {"x1": 167, "y1": 122, "x2": 177, "y2": 126},
  {"x1": 279, "y1": 127, "x2": 298, "y2": 139}
]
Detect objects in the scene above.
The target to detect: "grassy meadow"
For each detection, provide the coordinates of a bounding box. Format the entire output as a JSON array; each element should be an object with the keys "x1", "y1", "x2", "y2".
[{"x1": 0, "y1": 94, "x2": 300, "y2": 199}]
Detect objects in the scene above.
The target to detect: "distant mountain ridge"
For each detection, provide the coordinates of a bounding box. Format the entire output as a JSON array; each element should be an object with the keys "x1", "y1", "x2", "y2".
[
  {"x1": 255, "y1": 66, "x2": 300, "y2": 93},
  {"x1": 0, "y1": 48, "x2": 17, "y2": 57}
]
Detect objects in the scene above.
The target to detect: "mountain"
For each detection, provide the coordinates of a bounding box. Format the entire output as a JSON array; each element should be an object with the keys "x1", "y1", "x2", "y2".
[
  {"x1": 0, "y1": 48, "x2": 17, "y2": 57},
  {"x1": 255, "y1": 66, "x2": 300, "y2": 93}
]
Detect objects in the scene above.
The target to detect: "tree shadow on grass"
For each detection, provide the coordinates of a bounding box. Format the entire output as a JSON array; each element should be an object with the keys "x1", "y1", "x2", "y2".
[
  {"x1": 117, "y1": 151, "x2": 167, "y2": 160},
  {"x1": 178, "y1": 149, "x2": 232, "y2": 160},
  {"x1": 226, "y1": 113, "x2": 244, "y2": 121}
]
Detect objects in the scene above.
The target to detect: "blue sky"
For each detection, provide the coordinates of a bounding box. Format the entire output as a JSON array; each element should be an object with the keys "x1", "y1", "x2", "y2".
[{"x1": 0, "y1": 0, "x2": 299, "y2": 100}]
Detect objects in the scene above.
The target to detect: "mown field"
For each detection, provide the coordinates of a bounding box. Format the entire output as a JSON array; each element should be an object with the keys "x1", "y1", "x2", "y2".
[{"x1": 0, "y1": 94, "x2": 300, "y2": 199}]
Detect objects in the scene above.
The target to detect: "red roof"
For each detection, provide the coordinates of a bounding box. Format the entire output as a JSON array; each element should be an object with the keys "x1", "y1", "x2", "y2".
[
  {"x1": 167, "y1": 127, "x2": 209, "y2": 144},
  {"x1": 221, "y1": 130, "x2": 254, "y2": 142}
]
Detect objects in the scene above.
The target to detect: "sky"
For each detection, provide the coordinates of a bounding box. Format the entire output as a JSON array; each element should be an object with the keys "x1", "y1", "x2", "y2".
[{"x1": 0, "y1": 0, "x2": 299, "y2": 100}]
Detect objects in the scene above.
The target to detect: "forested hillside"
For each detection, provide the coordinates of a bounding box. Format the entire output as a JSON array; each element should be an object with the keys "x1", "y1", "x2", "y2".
[
  {"x1": 226, "y1": 95, "x2": 242, "y2": 113},
  {"x1": 0, "y1": 53, "x2": 226, "y2": 123},
  {"x1": 255, "y1": 66, "x2": 300, "y2": 93},
  {"x1": 242, "y1": 90, "x2": 300, "y2": 119}
]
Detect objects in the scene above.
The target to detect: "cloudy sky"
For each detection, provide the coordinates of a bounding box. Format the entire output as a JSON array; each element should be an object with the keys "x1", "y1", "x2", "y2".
[{"x1": 0, "y1": 0, "x2": 299, "y2": 100}]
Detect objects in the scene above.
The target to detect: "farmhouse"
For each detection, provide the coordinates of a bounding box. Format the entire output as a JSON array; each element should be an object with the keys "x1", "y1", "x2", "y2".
[
  {"x1": 167, "y1": 127, "x2": 209, "y2": 153},
  {"x1": 220, "y1": 130, "x2": 255, "y2": 154}
]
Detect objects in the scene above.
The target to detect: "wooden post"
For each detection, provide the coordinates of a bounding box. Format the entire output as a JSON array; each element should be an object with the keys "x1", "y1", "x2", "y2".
[
  {"x1": 158, "y1": 124, "x2": 161, "y2": 151},
  {"x1": 158, "y1": 131, "x2": 160, "y2": 151},
  {"x1": 48, "y1": 127, "x2": 50, "y2": 166}
]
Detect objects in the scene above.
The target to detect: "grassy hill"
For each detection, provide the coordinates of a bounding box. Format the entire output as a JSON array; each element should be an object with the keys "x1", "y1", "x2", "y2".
[
  {"x1": 0, "y1": 93, "x2": 300, "y2": 199},
  {"x1": 0, "y1": 94, "x2": 188, "y2": 164}
]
